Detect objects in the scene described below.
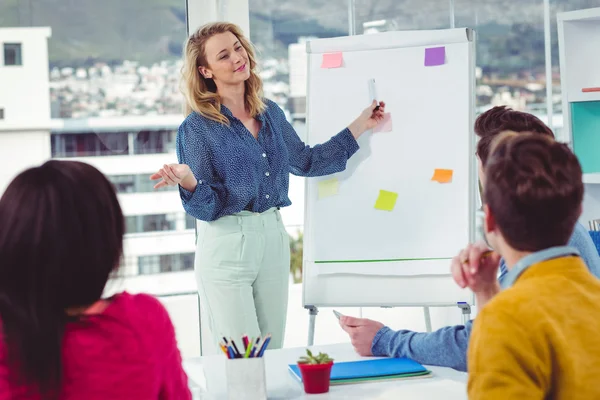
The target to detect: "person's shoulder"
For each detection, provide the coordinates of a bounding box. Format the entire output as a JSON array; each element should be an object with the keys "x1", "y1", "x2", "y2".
[
  {"x1": 111, "y1": 292, "x2": 171, "y2": 321},
  {"x1": 569, "y1": 223, "x2": 600, "y2": 271},
  {"x1": 570, "y1": 222, "x2": 595, "y2": 248},
  {"x1": 263, "y1": 98, "x2": 284, "y2": 116},
  {"x1": 477, "y1": 288, "x2": 534, "y2": 330},
  {"x1": 263, "y1": 98, "x2": 278, "y2": 108},
  {"x1": 180, "y1": 111, "x2": 210, "y2": 131}
]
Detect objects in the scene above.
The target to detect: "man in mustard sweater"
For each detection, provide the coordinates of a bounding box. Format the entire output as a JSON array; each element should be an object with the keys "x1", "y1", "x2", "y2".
[{"x1": 461, "y1": 131, "x2": 600, "y2": 399}]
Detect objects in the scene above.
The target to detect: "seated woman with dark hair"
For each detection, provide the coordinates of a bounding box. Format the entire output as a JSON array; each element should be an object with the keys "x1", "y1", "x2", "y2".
[{"x1": 0, "y1": 161, "x2": 191, "y2": 400}]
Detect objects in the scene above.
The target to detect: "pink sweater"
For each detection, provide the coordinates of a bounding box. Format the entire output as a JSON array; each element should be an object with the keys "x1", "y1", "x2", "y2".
[{"x1": 0, "y1": 292, "x2": 192, "y2": 400}]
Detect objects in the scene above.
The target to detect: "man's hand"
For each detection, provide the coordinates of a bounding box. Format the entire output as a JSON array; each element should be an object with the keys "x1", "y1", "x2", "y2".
[
  {"x1": 451, "y1": 241, "x2": 502, "y2": 308},
  {"x1": 339, "y1": 316, "x2": 384, "y2": 356}
]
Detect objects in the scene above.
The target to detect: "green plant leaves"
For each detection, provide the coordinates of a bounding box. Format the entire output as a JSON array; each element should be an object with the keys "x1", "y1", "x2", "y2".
[{"x1": 298, "y1": 348, "x2": 334, "y2": 364}]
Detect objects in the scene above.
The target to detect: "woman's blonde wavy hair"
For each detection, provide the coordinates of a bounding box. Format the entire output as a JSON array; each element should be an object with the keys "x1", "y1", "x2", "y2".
[{"x1": 181, "y1": 22, "x2": 266, "y2": 125}]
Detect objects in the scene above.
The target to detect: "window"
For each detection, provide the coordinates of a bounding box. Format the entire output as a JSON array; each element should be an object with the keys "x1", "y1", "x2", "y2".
[
  {"x1": 133, "y1": 130, "x2": 176, "y2": 155},
  {"x1": 138, "y1": 253, "x2": 195, "y2": 275},
  {"x1": 51, "y1": 132, "x2": 129, "y2": 157},
  {"x1": 186, "y1": 214, "x2": 196, "y2": 230},
  {"x1": 109, "y1": 174, "x2": 135, "y2": 193},
  {"x1": 125, "y1": 213, "x2": 180, "y2": 234},
  {"x1": 455, "y1": 0, "x2": 545, "y2": 113},
  {"x1": 3, "y1": 43, "x2": 22, "y2": 66},
  {"x1": 124, "y1": 213, "x2": 194, "y2": 234},
  {"x1": 51, "y1": 129, "x2": 176, "y2": 157},
  {"x1": 355, "y1": 0, "x2": 450, "y2": 33},
  {"x1": 1, "y1": 0, "x2": 191, "y2": 352},
  {"x1": 248, "y1": 0, "x2": 349, "y2": 279}
]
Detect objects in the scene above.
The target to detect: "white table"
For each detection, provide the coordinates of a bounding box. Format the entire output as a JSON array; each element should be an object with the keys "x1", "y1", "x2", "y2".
[{"x1": 183, "y1": 343, "x2": 467, "y2": 399}]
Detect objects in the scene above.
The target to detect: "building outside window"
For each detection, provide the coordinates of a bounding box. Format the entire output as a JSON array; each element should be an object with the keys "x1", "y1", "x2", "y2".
[
  {"x1": 133, "y1": 130, "x2": 176, "y2": 154},
  {"x1": 138, "y1": 253, "x2": 195, "y2": 275},
  {"x1": 125, "y1": 213, "x2": 174, "y2": 234},
  {"x1": 0, "y1": 0, "x2": 196, "y2": 356},
  {"x1": 109, "y1": 174, "x2": 136, "y2": 193},
  {"x1": 186, "y1": 214, "x2": 196, "y2": 230},
  {"x1": 51, "y1": 129, "x2": 175, "y2": 157},
  {"x1": 124, "y1": 213, "x2": 195, "y2": 235},
  {"x1": 50, "y1": 132, "x2": 129, "y2": 157}
]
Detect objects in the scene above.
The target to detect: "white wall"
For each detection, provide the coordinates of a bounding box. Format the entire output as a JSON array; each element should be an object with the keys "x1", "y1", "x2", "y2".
[
  {"x1": 0, "y1": 130, "x2": 51, "y2": 194},
  {"x1": 123, "y1": 231, "x2": 196, "y2": 257},
  {"x1": 0, "y1": 28, "x2": 52, "y2": 129},
  {"x1": 119, "y1": 191, "x2": 184, "y2": 216}
]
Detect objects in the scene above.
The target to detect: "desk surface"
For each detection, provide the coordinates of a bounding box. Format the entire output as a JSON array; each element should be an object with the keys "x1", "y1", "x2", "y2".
[{"x1": 183, "y1": 343, "x2": 467, "y2": 399}]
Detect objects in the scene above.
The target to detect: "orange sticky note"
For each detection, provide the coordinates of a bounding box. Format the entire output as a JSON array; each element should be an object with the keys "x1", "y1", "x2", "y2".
[
  {"x1": 374, "y1": 113, "x2": 392, "y2": 133},
  {"x1": 431, "y1": 169, "x2": 453, "y2": 183},
  {"x1": 321, "y1": 52, "x2": 343, "y2": 69}
]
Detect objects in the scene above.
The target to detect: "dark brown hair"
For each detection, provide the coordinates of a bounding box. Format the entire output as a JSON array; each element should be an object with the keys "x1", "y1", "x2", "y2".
[
  {"x1": 484, "y1": 132, "x2": 583, "y2": 252},
  {"x1": 475, "y1": 106, "x2": 554, "y2": 165},
  {"x1": 0, "y1": 160, "x2": 124, "y2": 396}
]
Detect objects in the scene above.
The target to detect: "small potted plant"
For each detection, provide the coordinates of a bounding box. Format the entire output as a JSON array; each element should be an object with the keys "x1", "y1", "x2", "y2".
[{"x1": 297, "y1": 349, "x2": 334, "y2": 394}]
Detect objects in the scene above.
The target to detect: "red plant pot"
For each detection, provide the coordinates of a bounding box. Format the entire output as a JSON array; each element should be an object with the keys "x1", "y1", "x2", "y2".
[{"x1": 297, "y1": 361, "x2": 334, "y2": 394}]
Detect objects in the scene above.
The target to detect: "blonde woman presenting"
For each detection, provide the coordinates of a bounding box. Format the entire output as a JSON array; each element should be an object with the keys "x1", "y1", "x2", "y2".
[{"x1": 151, "y1": 22, "x2": 385, "y2": 350}]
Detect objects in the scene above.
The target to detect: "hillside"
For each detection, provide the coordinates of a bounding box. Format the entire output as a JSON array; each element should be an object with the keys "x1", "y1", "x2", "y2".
[
  {"x1": 0, "y1": 0, "x2": 186, "y2": 66},
  {"x1": 1, "y1": 0, "x2": 599, "y2": 70}
]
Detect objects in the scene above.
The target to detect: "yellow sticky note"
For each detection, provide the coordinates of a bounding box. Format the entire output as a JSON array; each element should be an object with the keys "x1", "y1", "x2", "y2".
[
  {"x1": 374, "y1": 190, "x2": 398, "y2": 211},
  {"x1": 318, "y1": 178, "x2": 339, "y2": 199},
  {"x1": 431, "y1": 169, "x2": 453, "y2": 183}
]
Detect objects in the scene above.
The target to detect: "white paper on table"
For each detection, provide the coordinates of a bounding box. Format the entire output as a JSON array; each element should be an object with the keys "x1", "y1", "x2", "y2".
[
  {"x1": 373, "y1": 379, "x2": 467, "y2": 400},
  {"x1": 182, "y1": 362, "x2": 207, "y2": 392}
]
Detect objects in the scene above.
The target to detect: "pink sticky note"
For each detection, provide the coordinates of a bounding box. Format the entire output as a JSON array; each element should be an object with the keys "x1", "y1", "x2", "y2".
[
  {"x1": 374, "y1": 113, "x2": 392, "y2": 133},
  {"x1": 321, "y1": 52, "x2": 343, "y2": 69},
  {"x1": 425, "y1": 46, "x2": 445, "y2": 66}
]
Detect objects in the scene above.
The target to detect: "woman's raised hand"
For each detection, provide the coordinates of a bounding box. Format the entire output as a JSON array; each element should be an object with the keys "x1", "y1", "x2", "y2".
[
  {"x1": 348, "y1": 100, "x2": 386, "y2": 139},
  {"x1": 150, "y1": 164, "x2": 192, "y2": 189}
]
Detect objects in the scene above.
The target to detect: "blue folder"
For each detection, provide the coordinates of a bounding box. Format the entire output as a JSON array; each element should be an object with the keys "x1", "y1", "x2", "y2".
[{"x1": 289, "y1": 358, "x2": 429, "y2": 383}]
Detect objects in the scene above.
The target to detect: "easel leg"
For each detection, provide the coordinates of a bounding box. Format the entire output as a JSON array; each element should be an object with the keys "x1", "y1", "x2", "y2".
[
  {"x1": 307, "y1": 306, "x2": 318, "y2": 346},
  {"x1": 423, "y1": 306, "x2": 432, "y2": 333},
  {"x1": 457, "y1": 302, "x2": 472, "y2": 325}
]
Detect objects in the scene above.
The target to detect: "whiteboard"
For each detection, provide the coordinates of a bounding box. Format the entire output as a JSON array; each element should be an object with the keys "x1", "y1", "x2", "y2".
[{"x1": 303, "y1": 28, "x2": 477, "y2": 307}]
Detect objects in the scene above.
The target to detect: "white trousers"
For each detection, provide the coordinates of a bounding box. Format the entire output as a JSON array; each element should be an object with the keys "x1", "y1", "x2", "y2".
[{"x1": 195, "y1": 208, "x2": 290, "y2": 355}]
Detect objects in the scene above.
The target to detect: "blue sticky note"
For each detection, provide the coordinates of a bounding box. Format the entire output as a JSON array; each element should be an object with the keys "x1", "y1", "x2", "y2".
[{"x1": 425, "y1": 46, "x2": 445, "y2": 66}]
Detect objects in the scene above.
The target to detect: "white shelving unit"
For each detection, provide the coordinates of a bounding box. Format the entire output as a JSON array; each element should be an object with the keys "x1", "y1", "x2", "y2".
[
  {"x1": 558, "y1": 7, "x2": 600, "y2": 141},
  {"x1": 583, "y1": 174, "x2": 600, "y2": 185},
  {"x1": 558, "y1": 8, "x2": 600, "y2": 225}
]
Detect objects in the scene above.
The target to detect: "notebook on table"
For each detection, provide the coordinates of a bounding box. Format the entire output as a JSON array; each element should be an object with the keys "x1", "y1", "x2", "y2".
[{"x1": 288, "y1": 358, "x2": 432, "y2": 385}]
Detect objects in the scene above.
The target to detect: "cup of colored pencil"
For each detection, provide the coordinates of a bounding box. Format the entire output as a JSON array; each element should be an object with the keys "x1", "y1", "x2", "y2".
[
  {"x1": 223, "y1": 334, "x2": 271, "y2": 400},
  {"x1": 220, "y1": 334, "x2": 272, "y2": 359}
]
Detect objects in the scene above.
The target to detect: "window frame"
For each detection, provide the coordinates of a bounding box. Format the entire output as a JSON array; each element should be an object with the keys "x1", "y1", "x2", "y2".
[{"x1": 3, "y1": 42, "x2": 22, "y2": 66}]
